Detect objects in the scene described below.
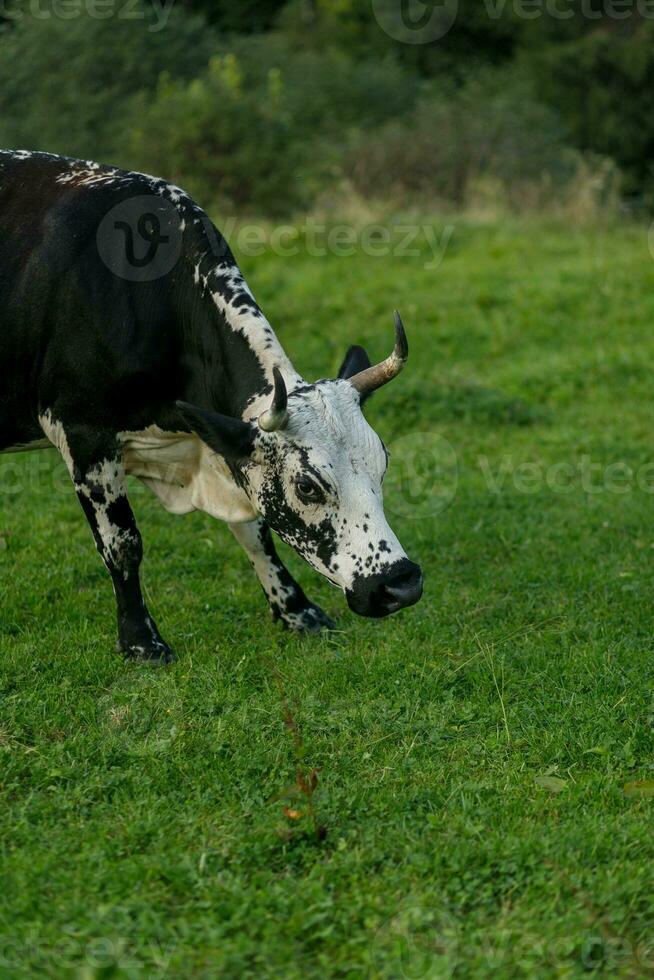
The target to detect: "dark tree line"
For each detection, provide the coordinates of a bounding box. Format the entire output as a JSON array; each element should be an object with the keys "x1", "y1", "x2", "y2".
[{"x1": 0, "y1": 0, "x2": 651, "y2": 209}]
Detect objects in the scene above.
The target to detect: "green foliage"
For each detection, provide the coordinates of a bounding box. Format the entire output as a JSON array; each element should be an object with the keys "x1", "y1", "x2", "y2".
[
  {"x1": 0, "y1": 4, "x2": 215, "y2": 162},
  {"x1": 345, "y1": 71, "x2": 577, "y2": 207},
  {"x1": 0, "y1": 0, "x2": 651, "y2": 212},
  {"x1": 345, "y1": 71, "x2": 572, "y2": 209},
  {"x1": 127, "y1": 53, "x2": 314, "y2": 216},
  {"x1": 525, "y1": 23, "x2": 654, "y2": 198},
  {"x1": 177, "y1": 0, "x2": 287, "y2": 31},
  {"x1": 126, "y1": 38, "x2": 417, "y2": 215},
  {"x1": 3, "y1": 222, "x2": 654, "y2": 975},
  {"x1": 223, "y1": 33, "x2": 417, "y2": 134},
  {"x1": 278, "y1": 0, "x2": 526, "y2": 78}
]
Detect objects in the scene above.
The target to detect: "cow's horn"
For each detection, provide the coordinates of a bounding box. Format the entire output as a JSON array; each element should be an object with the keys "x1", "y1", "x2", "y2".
[
  {"x1": 348, "y1": 311, "x2": 408, "y2": 397},
  {"x1": 258, "y1": 366, "x2": 289, "y2": 432}
]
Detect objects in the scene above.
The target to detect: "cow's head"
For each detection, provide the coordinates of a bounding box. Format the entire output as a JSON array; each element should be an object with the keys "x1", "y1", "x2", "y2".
[{"x1": 178, "y1": 313, "x2": 423, "y2": 618}]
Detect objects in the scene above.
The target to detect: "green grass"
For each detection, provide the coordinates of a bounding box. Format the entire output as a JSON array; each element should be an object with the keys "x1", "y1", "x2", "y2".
[{"x1": 3, "y1": 218, "x2": 654, "y2": 978}]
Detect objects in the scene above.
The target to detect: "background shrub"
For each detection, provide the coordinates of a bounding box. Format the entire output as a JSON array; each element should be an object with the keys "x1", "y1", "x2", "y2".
[
  {"x1": 525, "y1": 22, "x2": 654, "y2": 202},
  {"x1": 344, "y1": 72, "x2": 574, "y2": 211},
  {"x1": 127, "y1": 54, "x2": 315, "y2": 216},
  {"x1": 0, "y1": 3, "x2": 214, "y2": 163},
  {"x1": 0, "y1": 0, "x2": 651, "y2": 215},
  {"x1": 126, "y1": 35, "x2": 418, "y2": 215}
]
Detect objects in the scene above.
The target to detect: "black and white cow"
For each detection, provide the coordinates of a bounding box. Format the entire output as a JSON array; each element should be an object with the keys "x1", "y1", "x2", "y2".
[{"x1": 0, "y1": 150, "x2": 423, "y2": 663}]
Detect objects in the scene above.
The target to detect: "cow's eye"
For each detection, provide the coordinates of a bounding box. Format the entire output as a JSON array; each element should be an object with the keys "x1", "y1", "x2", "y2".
[{"x1": 295, "y1": 476, "x2": 324, "y2": 504}]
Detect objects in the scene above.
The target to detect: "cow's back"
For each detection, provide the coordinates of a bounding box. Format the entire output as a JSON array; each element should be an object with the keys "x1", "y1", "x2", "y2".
[{"x1": 0, "y1": 151, "x2": 191, "y2": 446}]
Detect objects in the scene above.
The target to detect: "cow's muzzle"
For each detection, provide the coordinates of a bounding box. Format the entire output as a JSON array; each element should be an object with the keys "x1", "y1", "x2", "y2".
[{"x1": 346, "y1": 559, "x2": 423, "y2": 619}]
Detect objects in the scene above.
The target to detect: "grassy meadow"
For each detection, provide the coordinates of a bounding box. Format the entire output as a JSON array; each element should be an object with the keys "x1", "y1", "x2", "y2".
[{"x1": 2, "y1": 218, "x2": 654, "y2": 978}]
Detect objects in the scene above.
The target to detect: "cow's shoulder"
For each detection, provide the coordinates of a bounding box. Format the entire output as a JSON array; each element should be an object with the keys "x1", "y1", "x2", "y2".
[{"x1": 0, "y1": 149, "x2": 237, "y2": 296}]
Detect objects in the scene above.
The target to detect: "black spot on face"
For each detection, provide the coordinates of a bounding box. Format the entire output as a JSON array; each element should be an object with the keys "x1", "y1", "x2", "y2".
[{"x1": 252, "y1": 441, "x2": 339, "y2": 574}]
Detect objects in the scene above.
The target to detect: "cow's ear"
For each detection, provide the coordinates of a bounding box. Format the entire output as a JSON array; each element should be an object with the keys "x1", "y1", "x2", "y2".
[
  {"x1": 175, "y1": 402, "x2": 255, "y2": 461},
  {"x1": 338, "y1": 345, "x2": 373, "y2": 404},
  {"x1": 338, "y1": 345, "x2": 371, "y2": 380}
]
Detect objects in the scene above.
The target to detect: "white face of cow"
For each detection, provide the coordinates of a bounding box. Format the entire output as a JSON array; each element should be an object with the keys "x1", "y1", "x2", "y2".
[
  {"x1": 243, "y1": 380, "x2": 422, "y2": 616},
  {"x1": 177, "y1": 316, "x2": 423, "y2": 618}
]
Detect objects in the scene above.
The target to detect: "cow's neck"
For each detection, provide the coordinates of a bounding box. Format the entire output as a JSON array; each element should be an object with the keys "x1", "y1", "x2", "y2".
[
  {"x1": 124, "y1": 252, "x2": 302, "y2": 519},
  {"x1": 180, "y1": 254, "x2": 301, "y2": 422}
]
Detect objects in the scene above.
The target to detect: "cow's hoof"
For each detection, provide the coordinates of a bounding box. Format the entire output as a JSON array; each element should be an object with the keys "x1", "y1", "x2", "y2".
[
  {"x1": 277, "y1": 603, "x2": 336, "y2": 634},
  {"x1": 119, "y1": 640, "x2": 177, "y2": 665}
]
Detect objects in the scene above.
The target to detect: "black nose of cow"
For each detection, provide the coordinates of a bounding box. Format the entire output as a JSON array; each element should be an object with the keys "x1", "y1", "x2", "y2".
[
  {"x1": 346, "y1": 559, "x2": 424, "y2": 618},
  {"x1": 380, "y1": 563, "x2": 424, "y2": 613}
]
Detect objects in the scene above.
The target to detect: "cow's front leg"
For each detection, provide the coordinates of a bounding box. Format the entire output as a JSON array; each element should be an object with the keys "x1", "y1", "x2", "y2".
[
  {"x1": 230, "y1": 519, "x2": 335, "y2": 633},
  {"x1": 61, "y1": 430, "x2": 175, "y2": 664}
]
